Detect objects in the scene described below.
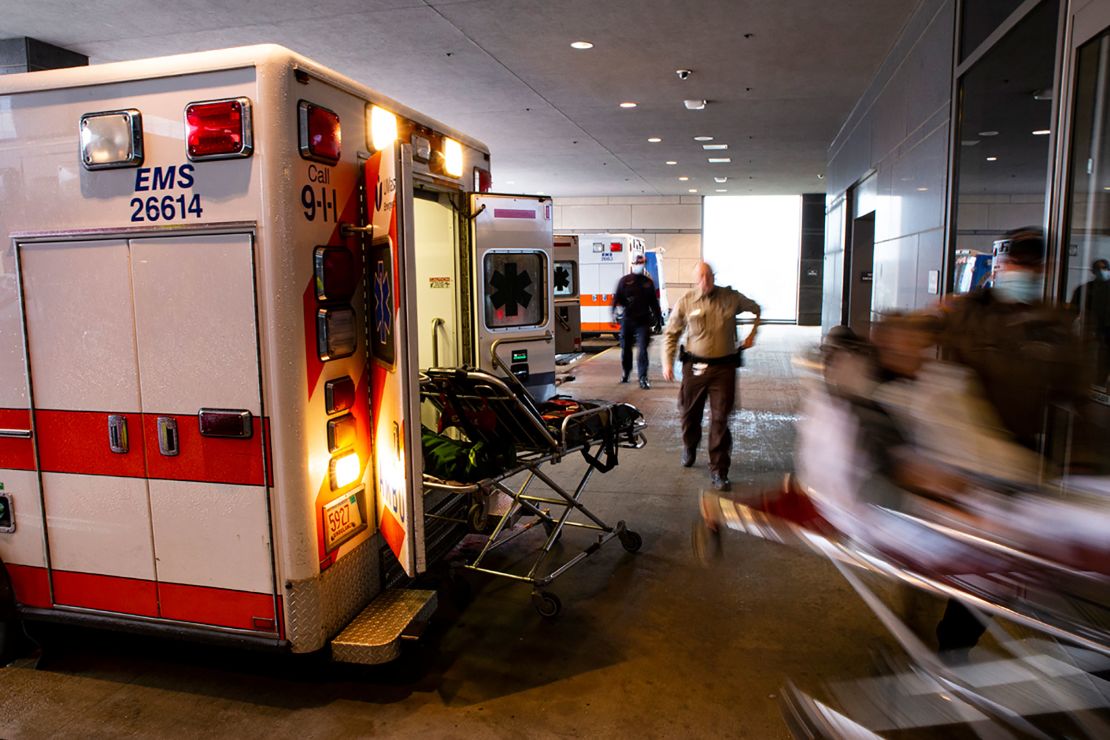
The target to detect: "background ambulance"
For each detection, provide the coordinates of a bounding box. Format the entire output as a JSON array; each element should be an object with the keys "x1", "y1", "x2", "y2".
[
  {"x1": 0, "y1": 45, "x2": 554, "y2": 663},
  {"x1": 572, "y1": 233, "x2": 646, "y2": 335}
]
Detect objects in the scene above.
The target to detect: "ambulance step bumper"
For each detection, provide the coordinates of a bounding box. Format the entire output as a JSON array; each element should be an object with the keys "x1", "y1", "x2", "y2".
[{"x1": 330, "y1": 588, "x2": 437, "y2": 665}]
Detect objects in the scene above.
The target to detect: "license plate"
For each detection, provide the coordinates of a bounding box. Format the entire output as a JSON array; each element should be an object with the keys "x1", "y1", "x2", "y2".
[{"x1": 323, "y1": 487, "x2": 365, "y2": 551}]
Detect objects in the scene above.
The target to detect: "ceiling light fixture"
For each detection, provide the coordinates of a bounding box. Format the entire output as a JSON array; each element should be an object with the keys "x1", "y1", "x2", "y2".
[
  {"x1": 678, "y1": 176, "x2": 689, "y2": 181},
  {"x1": 961, "y1": 140, "x2": 980, "y2": 146},
  {"x1": 986, "y1": 156, "x2": 998, "y2": 161},
  {"x1": 716, "y1": 189, "x2": 728, "y2": 193},
  {"x1": 571, "y1": 41, "x2": 593, "y2": 50},
  {"x1": 978, "y1": 130, "x2": 999, "y2": 137},
  {"x1": 917, "y1": 187, "x2": 929, "y2": 192},
  {"x1": 648, "y1": 137, "x2": 662, "y2": 143},
  {"x1": 707, "y1": 157, "x2": 731, "y2": 163},
  {"x1": 665, "y1": 160, "x2": 678, "y2": 165},
  {"x1": 1032, "y1": 129, "x2": 1051, "y2": 135},
  {"x1": 703, "y1": 144, "x2": 728, "y2": 150},
  {"x1": 693, "y1": 136, "x2": 713, "y2": 142},
  {"x1": 688, "y1": 188, "x2": 698, "y2": 193},
  {"x1": 714, "y1": 177, "x2": 727, "y2": 183},
  {"x1": 619, "y1": 102, "x2": 638, "y2": 108},
  {"x1": 683, "y1": 99, "x2": 707, "y2": 110}
]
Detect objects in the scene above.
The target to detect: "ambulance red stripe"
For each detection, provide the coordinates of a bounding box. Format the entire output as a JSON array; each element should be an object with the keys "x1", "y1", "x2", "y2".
[
  {"x1": 492, "y1": 208, "x2": 536, "y2": 219},
  {"x1": 0, "y1": 408, "x2": 35, "y2": 470},
  {"x1": 28, "y1": 410, "x2": 267, "y2": 486},
  {"x1": 8, "y1": 564, "x2": 277, "y2": 632}
]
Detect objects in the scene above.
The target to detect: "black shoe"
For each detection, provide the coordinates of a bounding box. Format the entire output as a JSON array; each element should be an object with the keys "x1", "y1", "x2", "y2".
[
  {"x1": 639, "y1": 378, "x2": 651, "y2": 389},
  {"x1": 681, "y1": 448, "x2": 696, "y2": 468},
  {"x1": 710, "y1": 473, "x2": 731, "y2": 492},
  {"x1": 619, "y1": 373, "x2": 629, "y2": 383}
]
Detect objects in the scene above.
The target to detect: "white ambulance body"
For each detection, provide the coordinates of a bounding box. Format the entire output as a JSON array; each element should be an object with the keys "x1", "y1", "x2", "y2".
[
  {"x1": 0, "y1": 45, "x2": 553, "y2": 662},
  {"x1": 553, "y1": 234, "x2": 582, "y2": 354},
  {"x1": 574, "y1": 233, "x2": 646, "y2": 335}
]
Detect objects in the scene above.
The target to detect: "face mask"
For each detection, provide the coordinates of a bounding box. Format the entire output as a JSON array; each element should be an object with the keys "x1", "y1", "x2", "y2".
[
  {"x1": 993, "y1": 270, "x2": 1042, "y2": 303},
  {"x1": 631, "y1": 265, "x2": 644, "y2": 275},
  {"x1": 1098, "y1": 269, "x2": 1110, "y2": 281}
]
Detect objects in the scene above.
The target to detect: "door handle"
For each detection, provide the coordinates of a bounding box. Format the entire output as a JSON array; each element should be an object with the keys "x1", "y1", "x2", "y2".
[
  {"x1": 107, "y1": 415, "x2": 128, "y2": 454},
  {"x1": 157, "y1": 417, "x2": 179, "y2": 457}
]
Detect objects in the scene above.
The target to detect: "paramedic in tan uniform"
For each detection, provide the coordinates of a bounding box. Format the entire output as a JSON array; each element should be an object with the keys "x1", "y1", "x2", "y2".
[{"x1": 662, "y1": 262, "x2": 761, "y2": 491}]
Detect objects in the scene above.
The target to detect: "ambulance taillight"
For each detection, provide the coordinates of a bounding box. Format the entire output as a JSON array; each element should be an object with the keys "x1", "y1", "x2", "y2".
[
  {"x1": 185, "y1": 97, "x2": 253, "y2": 160},
  {"x1": 79, "y1": 109, "x2": 144, "y2": 170},
  {"x1": 299, "y1": 102, "x2": 341, "y2": 164},
  {"x1": 330, "y1": 450, "x2": 360, "y2": 489},
  {"x1": 314, "y1": 247, "x2": 357, "y2": 302},
  {"x1": 325, "y1": 377, "x2": 355, "y2": 414},
  {"x1": 474, "y1": 167, "x2": 492, "y2": 193},
  {"x1": 368, "y1": 105, "x2": 398, "y2": 151}
]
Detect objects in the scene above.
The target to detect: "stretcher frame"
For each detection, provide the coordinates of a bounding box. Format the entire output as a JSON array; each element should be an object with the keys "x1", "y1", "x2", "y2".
[
  {"x1": 696, "y1": 480, "x2": 1110, "y2": 736},
  {"x1": 421, "y1": 367, "x2": 646, "y2": 617}
]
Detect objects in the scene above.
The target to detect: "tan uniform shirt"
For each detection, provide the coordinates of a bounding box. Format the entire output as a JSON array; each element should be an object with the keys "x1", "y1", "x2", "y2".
[{"x1": 663, "y1": 286, "x2": 761, "y2": 367}]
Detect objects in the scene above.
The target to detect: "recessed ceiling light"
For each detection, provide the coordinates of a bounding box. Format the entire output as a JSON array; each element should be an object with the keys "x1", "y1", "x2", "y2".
[
  {"x1": 703, "y1": 144, "x2": 728, "y2": 150},
  {"x1": 620, "y1": 102, "x2": 638, "y2": 108},
  {"x1": 917, "y1": 187, "x2": 929, "y2": 192},
  {"x1": 978, "y1": 130, "x2": 999, "y2": 137},
  {"x1": 665, "y1": 160, "x2": 678, "y2": 165},
  {"x1": 571, "y1": 41, "x2": 593, "y2": 50},
  {"x1": 1032, "y1": 129, "x2": 1051, "y2": 135},
  {"x1": 716, "y1": 189, "x2": 728, "y2": 193},
  {"x1": 678, "y1": 176, "x2": 689, "y2": 181},
  {"x1": 986, "y1": 156, "x2": 998, "y2": 161},
  {"x1": 714, "y1": 177, "x2": 727, "y2": 183},
  {"x1": 648, "y1": 137, "x2": 662, "y2": 143},
  {"x1": 688, "y1": 189, "x2": 698, "y2": 193},
  {"x1": 693, "y1": 136, "x2": 714, "y2": 142},
  {"x1": 708, "y1": 157, "x2": 731, "y2": 163}
]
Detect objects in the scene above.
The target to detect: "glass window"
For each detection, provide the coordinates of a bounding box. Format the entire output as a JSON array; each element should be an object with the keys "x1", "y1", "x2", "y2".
[
  {"x1": 1062, "y1": 30, "x2": 1110, "y2": 395},
  {"x1": 553, "y1": 260, "x2": 576, "y2": 297},
  {"x1": 483, "y1": 251, "x2": 547, "y2": 329},
  {"x1": 959, "y1": 0, "x2": 1027, "y2": 61},
  {"x1": 950, "y1": 0, "x2": 1059, "y2": 294}
]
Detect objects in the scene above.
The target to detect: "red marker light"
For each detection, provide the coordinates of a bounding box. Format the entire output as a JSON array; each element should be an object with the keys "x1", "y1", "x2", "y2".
[
  {"x1": 474, "y1": 167, "x2": 492, "y2": 193},
  {"x1": 299, "y1": 102, "x2": 341, "y2": 164},
  {"x1": 185, "y1": 98, "x2": 253, "y2": 160},
  {"x1": 610, "y1": 242, "x2": 623, "y2": 252},
  {"x1": 325, "y1": 377, "x2": 356, "y2": 415},
  {"x1": 314, "y1": 246, "x2": 356, "y2": 302}
]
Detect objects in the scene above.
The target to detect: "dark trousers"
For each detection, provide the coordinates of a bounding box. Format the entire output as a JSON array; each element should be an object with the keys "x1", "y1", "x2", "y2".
[
  {"x1": 680, "y1": 361, "x2": 737, "y2": 477},
  {"x1": 620, "y1": 321, "x2": 651, "y2": 381}
]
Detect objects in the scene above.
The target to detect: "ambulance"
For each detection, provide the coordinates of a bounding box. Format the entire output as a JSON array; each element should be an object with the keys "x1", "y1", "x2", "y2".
[
  {"x1": 0, "y1": 45, "x2": 555, "y2": 663},
  {"x1": 574, "y1": 233, "x2": 646, "y2": 335},
  {"x1": 553, "y1": 235, "x2": 582, "y2": 354}
]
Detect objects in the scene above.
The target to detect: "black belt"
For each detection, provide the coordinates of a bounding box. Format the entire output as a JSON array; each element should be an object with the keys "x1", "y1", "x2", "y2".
[{"x1": 679, "y1": 345, "x2": 744, "y2": 367}]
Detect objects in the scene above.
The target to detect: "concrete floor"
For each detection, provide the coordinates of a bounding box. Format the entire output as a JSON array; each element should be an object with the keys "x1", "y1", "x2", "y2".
[{"x1": 0, "y1": 326, "x2": 902, "y2": 739}]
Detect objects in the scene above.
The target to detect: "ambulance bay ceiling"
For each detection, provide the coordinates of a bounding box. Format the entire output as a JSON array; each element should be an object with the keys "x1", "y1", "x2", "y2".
[{"x1": 0, "y1": 0, "x2": 917, "y2": 196}]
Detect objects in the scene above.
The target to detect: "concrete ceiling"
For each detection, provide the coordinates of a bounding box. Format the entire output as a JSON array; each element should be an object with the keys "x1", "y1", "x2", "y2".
[{"x1": 0, "y1": 0, "x2": 919, "y2": 197}]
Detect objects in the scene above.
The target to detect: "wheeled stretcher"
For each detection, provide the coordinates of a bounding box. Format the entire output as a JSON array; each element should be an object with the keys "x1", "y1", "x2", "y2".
[{"x1": 420, "y1": 368, "x2": 646, "y2": 617}]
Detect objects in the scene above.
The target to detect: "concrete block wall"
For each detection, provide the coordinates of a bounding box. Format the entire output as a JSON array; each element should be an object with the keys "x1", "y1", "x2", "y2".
[{"x1": 554, "y1": 195, "x2": 703, "y2": 296}]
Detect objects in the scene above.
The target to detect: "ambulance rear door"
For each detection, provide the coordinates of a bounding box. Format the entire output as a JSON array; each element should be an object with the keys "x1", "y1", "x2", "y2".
[
  {"x1": 364, "y1": 143, "x2": 425, "y2": 576},
  {"x1": 470, "y1": 194, "x2": 555, "y2": 401}
]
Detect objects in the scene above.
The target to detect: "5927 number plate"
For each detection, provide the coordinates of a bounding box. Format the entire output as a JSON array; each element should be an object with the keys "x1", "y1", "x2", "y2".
[{"x1": 323, "y1": 487, "x2": 366, "y2": 552}]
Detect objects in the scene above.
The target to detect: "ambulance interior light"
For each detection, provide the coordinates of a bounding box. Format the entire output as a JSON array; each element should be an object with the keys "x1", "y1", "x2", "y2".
[
  {"x1": 185, "y1": 97, "x2": 253, "y2": 161},
  {"x1": 80, "y1": 109, "x2": 144, "y2": 170},
  {"x1": 330, "y1": 450, "x2": 360, "y2": 489},
  {"x1": 299, "y1": 101, "x2": 341, "y2": 164},
  {"x1": 369, "y1": 105, "x2": 398, "y2": 152},
  {"x1": 444, "y1": 137, "x2": 464, "y2": 178}
]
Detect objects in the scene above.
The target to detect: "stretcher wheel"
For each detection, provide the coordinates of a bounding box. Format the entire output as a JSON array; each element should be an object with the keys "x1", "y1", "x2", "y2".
[
  {"x1": 618, "y1": 529, "x2": 643, "y2": 553},
  {"x1": 467, "y1": 503, "x2": 489, "y2": 532},
  {"x1": 532, "y1": 591, "x2": 562, "y2": 618}
]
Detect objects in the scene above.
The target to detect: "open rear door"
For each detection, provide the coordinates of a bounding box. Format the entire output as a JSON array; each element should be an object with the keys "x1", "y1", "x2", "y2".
[
  {"x1": 365, "y1": 143, "x2": 425, "y2": 576},
  {"x1": 470, "y1": 194, "x2": 556, "y2": 401}
]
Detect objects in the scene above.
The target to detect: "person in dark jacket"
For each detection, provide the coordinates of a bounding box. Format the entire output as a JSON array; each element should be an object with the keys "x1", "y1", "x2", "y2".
[{"x1": 612, "y1": 254, "x2": 662, "y2": 389}]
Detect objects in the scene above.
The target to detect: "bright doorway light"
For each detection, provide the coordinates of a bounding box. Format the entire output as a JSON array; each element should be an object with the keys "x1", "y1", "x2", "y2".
[{"x1": 703, "y1": 195, "x2": 801, "y2": 322}]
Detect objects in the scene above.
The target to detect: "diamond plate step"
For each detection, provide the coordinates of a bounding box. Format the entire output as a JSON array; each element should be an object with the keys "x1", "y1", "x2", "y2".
[{"x1": 330, "y1": 588, "x2": 437, "y2": 665}]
